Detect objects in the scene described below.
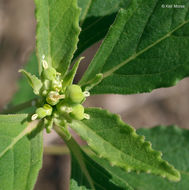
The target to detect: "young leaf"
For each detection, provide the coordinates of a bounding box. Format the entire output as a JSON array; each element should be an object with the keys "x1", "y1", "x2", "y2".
[
  {"x1": 0, "y1": 114, "x2": 43, "y2": 190},
  {"x1": 62, "y1": 57, "x2": 84, "y2": 91},
  {"x1": 95, "y1": 126, "x2": 189, "y2": 190},
  {"x1": 69, "y1": 108, "x2": 180, "y2": 182},
  {"x1": 19, "y1": 69, "x2": 42, "y2": 95},
  {"x1": 80, "y1": 0, "x2": 189, "y2": 94},
  {"x1": 9, "y1": 53, "x2": 38, "y2": 113},
  {"x1": 35, "y1": 0, "x2": 81, "y2": 75}
]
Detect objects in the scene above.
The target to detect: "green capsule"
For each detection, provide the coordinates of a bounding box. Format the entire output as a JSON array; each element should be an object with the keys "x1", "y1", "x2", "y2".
[
  {"x1": 46, "y1": 91, "x2": 63, "y2": 106},
  {"x1": 65, "y1": 85, "x2": 84, "y2": 104},
  {"x1": 70, "y1": 104, "x2": 85, "y2": 120},
  {"x1": 42, "y1": 67, "x2": 57, "y2": 81}
]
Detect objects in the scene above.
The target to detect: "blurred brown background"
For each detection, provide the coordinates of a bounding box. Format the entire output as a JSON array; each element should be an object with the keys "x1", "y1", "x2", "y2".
[{"x1": 0, "y1": 0, "x2": 189, "y2": 190}]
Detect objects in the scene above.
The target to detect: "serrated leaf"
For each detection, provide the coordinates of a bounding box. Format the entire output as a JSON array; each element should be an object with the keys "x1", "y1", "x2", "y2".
[
  {"x1": 35, "y1": 0, "x2": 81, "y2": 75},
  {"x1": 71, "y1": 143, "x2": 132, "y2": 190},
  {"x1": 80, "y1": 0, "x2": 189, "y2": 94},
  {"x1": 19, "y1": 69, "x2": 42, "y2": 95},
  {"x1": 0, "y1": 114, "x2": 43, "y2": 190},
  {"x1": 95, "y1": 126, "x2": 189, "y2": 190},
  {"x1": 69, "y1": 108, "x2": 180, "y2": 182},
  {"x1": 70, "y1": 179, "x2": 91, "y2": 190}
]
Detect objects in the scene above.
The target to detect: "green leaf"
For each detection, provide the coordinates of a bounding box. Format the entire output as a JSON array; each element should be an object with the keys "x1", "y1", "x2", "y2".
[
  {"x1": 10, "y1": 53, "x2": 38, "y2": 113},
  {"x1": 78, "y1": 0, "x2": 130, "y2": 23},
  {"x1": 75, "y1": 0, "x2": 131, "y2": 58},
  {"x1": 70, "y1": 179, "x2": 90, "y2": 190},
  {"x1": 74, "y1": 14, "x2": 116, "y2": 58},
  {"x1": 35, "y1": 0, "x2": 81, "y2": 75},
  {"x1": 0, "y1": 114, "x2": 43, "y2": 190},
  {"x1": 80, "y1": 0, "x2": 189, "y2": 94},
  {"x1": 96, "y1": 126, "x2": 189, "y2": 190},
  {"x1": 77, "y1": 0, "x2": 91, "y2": 22},
  {"x1": 82, "y1": 73, "x2": 103, "y2": 91},
  {"x1": 19, "y1": 70, "x2": 42, "y2": 95},
  {"x1": 62, "y1": 57, "x2": 84, "y2": 91},
  {"x1": 69, "y1": 108, "x2": 180, "y2": 182},
  {"x1": 71, "y1": 143, "x2": 132, "y2": 190}
]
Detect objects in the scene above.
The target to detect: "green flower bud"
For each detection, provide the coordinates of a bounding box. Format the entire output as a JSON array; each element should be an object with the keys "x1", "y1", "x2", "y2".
[
  {"x1": 43, "y1": 80, "x2": 51, "y2": 89},
  {"x1": 40, "y1": 80, "x2": 51, "y2": 96},
  {"x1": 46, "y1": 91, "x2": 60, "y2": 106},
  {"x1": 65, "y1": 85, "x2": 84, "y2": 104},
  {"x1": 51, "y1": 79, "x2": 62, "y2": 92},
  {"x1": 70, "y1": 104, "x2": 85, "y2": 120},
  {"x1": 42, "y1": 67, "x2": 56, "y2": 81},
  {"x1": 56, "y1": 100, "x2": 72, "y2": 114},
  {"x1": 34, "y1": 104, "x2": 53, "y2": 119},
  {"x1": 35, "y1": 107, "x2": 47, "y2": 119},
  {"x1": 43, "y1": 104, "x2": 53, "y2": 116}
]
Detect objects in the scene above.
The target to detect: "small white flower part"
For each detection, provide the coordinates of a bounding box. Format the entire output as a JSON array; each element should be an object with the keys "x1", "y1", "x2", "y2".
[
  {"x1": 42, "y1": 55, "x2": 48, "y2": 69},
  {"x1": 31, "y1": 113, "x2": 38, "y2": 121},
  {"x1": 65, "y1": 107, "x2": 73, "y2": 113},
  {"x1": 59, "y1": 94, "x2": 65, "y2": 99},
  {"x1": 42, "y1": 60, "x2": 48, "y2": 69},
  {"x1": 84, "y1": 113, "x2": 90, "y2": 120},
  {"x1": 83, "y1": 91, "x2": 90, "y2": 97},
  {"x1": 60, "y1": 106, "x2": 67, "y2": 112}
]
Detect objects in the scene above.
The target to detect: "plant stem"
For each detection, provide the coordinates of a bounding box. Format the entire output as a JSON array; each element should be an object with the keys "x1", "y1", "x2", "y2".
[
  {"x1": 44, "y1": 145, "x2": 70, "y2": 155},
  {"x1": 54, "y1": 125, "x2": 95, "y2": 190},
  {"x1": 44, "y1": 145, "x2": 90, "y2": 155},
  {"x1": 1, "y1": 98, "x2": 37, "y2": 114}
]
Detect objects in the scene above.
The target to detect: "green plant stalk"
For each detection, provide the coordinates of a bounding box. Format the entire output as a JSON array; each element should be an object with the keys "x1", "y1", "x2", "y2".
[
  {"x1": 54, "y1": 125, "x2": 95, "y2": 190},
  {"x1": 1, "y1": 98, "x2": 37, "y2": 114},
  {"x1": 44, "y1": 145, "x2": 91, "y2": 155}
]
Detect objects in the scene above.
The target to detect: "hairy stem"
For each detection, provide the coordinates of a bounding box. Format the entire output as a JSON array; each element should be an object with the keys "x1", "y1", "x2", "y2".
[{"x1": 1, "y1": 98, "x2": 37, "y2": 114}]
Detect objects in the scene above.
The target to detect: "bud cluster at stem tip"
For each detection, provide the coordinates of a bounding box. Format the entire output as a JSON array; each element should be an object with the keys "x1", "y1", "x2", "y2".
[{"x1": 31, "y1": 55, "x2": 90, "y2": 133}]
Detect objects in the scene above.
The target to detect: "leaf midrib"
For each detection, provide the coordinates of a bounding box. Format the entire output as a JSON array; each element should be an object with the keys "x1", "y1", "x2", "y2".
[
  {"x1": 72, "y1": 120, "x2": 174, "y2": 177},
  {"x1": 0, "y1": 121, "x2": 38, "y2": 158},
  {"x1": 103, "y1": 19, "x2": 189, "y2": 78},
  {"x1": 112, "y1": 62, "x2": 186, "y2": 77}
]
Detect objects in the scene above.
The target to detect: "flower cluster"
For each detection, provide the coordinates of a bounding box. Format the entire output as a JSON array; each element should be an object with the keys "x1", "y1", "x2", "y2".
[{"x1": 28, "y1": 56, "x2": 90, "y2": 134}]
